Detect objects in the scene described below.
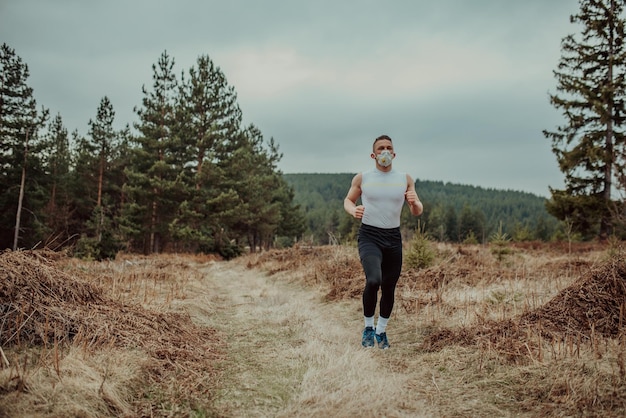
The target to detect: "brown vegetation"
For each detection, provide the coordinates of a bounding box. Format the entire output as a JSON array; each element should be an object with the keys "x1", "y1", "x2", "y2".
[
  {"x1": 0, "y1": 250, "x2": 222, "y2": 416},
  {"x1": 422, "y1": 247, "x2": 626, "y2": 364},
  {"x1": 248, "y1": 241, "x2": 626, "y2": 416},
  {"x1": 1, "y1": 240, "x2": 626, "y2": 416}
]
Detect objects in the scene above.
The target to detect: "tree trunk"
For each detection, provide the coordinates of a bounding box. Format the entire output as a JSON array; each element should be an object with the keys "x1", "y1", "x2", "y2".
[
  {"x1": 13, "y1": 130, "x2": 29, "y2": 250},
  {"x1": 600, "y1": 0, "x2": 617, "y2": 240},
  {"x1": 96, "y1": 151, "x2": 105, "y2": 242}
]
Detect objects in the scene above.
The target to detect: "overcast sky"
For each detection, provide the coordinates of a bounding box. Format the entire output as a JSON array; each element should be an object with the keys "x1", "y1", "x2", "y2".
[{"x1": 1, "y1": 0, "x2": 582, "y2": 197}]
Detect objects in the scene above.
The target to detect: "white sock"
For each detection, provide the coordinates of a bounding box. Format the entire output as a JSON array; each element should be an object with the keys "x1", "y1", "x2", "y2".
[
  {"x1": 364, "y1": 316, "x2": 375, "y2": 329},
  {"x1": 376, "y1": 316, "x2": 389, "y2": 335}
]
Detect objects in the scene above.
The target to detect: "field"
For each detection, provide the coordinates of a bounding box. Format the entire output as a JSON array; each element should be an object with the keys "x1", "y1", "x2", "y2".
[{"x1": 1, "y1": 240, "x2": 625, "y2": 417}]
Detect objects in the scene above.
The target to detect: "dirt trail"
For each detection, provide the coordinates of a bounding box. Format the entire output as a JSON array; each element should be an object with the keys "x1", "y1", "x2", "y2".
[{"x1": 185, "y1": 260, "x2": 431, "y2": 417}]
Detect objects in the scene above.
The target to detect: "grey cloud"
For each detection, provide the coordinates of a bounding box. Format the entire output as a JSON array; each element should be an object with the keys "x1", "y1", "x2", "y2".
[{"x1": 0, "y1": 0, "x2": 578, "y2": 196}]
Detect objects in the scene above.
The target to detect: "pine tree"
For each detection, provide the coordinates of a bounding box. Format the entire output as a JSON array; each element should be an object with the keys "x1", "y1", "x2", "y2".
[
  {"x1": 89, "y1": 97, "x2": 118, "y2": 210},
  {"x1": 544, "y1": 0, "x2": 626, "y2": 239},
  {"x1": 426, "y1": 202, "x2": 448, "y2": 242},
  {"x1": 273, "y1": 180, "x2": 306, "y2": 247},
  {"x1": 178, "y1": 54, "x2": 242, "y2": 189},
  {"x1": 41, "y1": 113, "x2": 72, "y2": 247},
  {"x1": 458, "y1": 204, "x2": 486, "y2": 243},
  {"x1": 0, "y1": 43, "x2": 48, "y2": 249},
  {"x1": 69, "y1": 129, "x2": 96, "y2": 233},
  {"x1": 73, "y1": 97, "x2": 124, "y2": 259},
  {"x1": 223, "y1": 125, "x2": 291, "y2": 251},
  {"x1": 170, "y1": 54, "x2": 245, "y2": 255},
  {"x1": 445, "y1": 205, "x2": 459, "y2": 242},
  {"x1": 126, "y1": 51, "x2": 181, "y2": 253}
]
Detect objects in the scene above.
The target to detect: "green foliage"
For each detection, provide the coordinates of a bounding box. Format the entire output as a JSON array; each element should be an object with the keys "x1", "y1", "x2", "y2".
[
  {"x1": 74, "y1": 229, "x2": 121, "y2": 261},
  {"x1": 125, "y1": 50, "x2": 182, "y2": 253},
  {"x1": 212, "y1": 239, "x2": 242, "y2": 260},
  {"x1": 415, "y1": 179, "x2": 557, "y2": 243},
  {"x1": 0, "y1": 43, "x2": 49, "y2": 249},
  {"x1": 544, "y1": 0, "x2": 626, "y2": 239},
  {"x1": 458, "y1": 204, "x2": 486, "y2": 243},
  {"x1": 73, "y1": 205, "x2": 124, "y2": 260},
  {"x1": 40, "y1": 114, "x2": 74, "y2": 248},
  {"x1": 283, "y1": 173, "x2": 354, "y2": 244},
  {"x1": 0, "y1": 45, "x2": 306, "y2": 256},
  {"x1": 284, "y1": 174, "x2": 560, "y2": 245},
  {"x1": 404, "y1": 223, "x2": 436, "y2": 270},
  {"x1": 489, "y1": 222, "x2": 513, "y2": 262},
  {"x1": 274, "y1": 236, "x2": 295, "y2": 249},
  {"x1": 551, "y1": 217, "x2": 583, "y2": 249},
  {"x1": 462, "y1": 231, "x2": 479, "y2": 245},
  {"x1": 425, "y1": 203, "x2": 448, "y2": 241},
  {"x1": 510, "y1": 222, "x2": 533, "y2": 242}
]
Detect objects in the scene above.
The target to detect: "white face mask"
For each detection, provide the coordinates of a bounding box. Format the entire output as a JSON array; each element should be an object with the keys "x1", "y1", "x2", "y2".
[{"x1": 376, "y1": 150, "x2": 393, "y2": 167}]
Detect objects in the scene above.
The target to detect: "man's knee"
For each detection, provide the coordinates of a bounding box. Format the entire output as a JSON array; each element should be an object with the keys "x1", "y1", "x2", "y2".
[{"x1": 365, "y1": 275, "x2": 382, "y2": 289}]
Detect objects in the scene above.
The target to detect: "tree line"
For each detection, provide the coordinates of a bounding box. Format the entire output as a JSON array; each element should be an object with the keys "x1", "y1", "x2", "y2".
[
  {"x1": 284, "y1": 173, "x2": 560, "y2": 245},
  {"x1": 0, "y1": 46, "x2": 305, "y2": 259}
]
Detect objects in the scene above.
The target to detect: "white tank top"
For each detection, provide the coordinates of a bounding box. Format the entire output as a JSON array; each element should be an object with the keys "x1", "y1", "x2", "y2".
[{"x1": 361, "y1": 169, "x2": 407, "y2": 229}]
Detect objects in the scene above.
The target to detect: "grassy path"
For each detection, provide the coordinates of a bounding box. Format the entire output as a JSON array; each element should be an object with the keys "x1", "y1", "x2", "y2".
[{"x1": 194, "y1": 260, "x2": 431, "y2": 417}]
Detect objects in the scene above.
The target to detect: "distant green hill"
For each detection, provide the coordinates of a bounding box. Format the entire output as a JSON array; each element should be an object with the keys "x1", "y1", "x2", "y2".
[{"x1": 283, "y1": 173, "x2": 559, "y2": 244}]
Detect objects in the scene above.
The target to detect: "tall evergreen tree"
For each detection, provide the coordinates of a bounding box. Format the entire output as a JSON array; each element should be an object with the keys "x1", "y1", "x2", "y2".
[
  {"x1": 41, "y1": 113, "x2": 72, "y2": 247},
  {"x1": 73, "y1": 97, "x2": 124, "y2": 259},
  {"x1": 426, "y1": 202, "x2": 448, "y2": 241},
  {"x1": 273, "y1": 179, "x2": 306, "y2": 247},
  {"x1": 458, "y1": 204, "x2": 486, "y2": 243},
  {"x1": 168, "y1": 54, "x2": 246, "y2": 255},
  {"x1": 444, "y1": 206, "x2": 458, "y2": 242},
  {"x1": 88, "y1": 97, "x2": 118, "y2": 210},
  {"x1": 223, "y1": 125, "x2": 304, "y2": 251},
  {"x1": 544, "y1": 0, "x2": 626, "y2": 239},
  {"x1": 0, "y1": 43, "x2": 48, "y2": 249},
  {"x1": 178, "y1": 54, "x2": 242, "y2": 189},
  {"x1": 67, "y1": 129, "x2": 93, "y2": 233},
  {"x1": 126, "y1": 51, "x2": 181, "y2": 253}
]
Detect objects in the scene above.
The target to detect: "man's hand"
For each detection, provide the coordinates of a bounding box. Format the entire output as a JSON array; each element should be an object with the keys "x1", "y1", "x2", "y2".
[
  {"x1": 352, "y1": 205, "x2": 365, "y2": 219},
  {"x1": 405, "y1": 190, "x2": 419, "y2": 206}
]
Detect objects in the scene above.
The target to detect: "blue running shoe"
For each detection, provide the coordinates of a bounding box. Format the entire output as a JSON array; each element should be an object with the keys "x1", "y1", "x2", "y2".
[
  {"x1": 375, "y1": 332, "x2": 390, "y2": 349},
  {"x1": 361, "y1": 326, "x2": 375, "y2": 347}
]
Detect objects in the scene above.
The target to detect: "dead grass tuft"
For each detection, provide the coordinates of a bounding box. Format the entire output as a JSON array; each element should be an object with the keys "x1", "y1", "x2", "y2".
[
  {"x1": 520, "y1": 255, "x2": 626, "y2": 338},
  {"x1": 0, "y1": 249, "x2": 222, "y2": 415},
  {"x1": 245, "y1": 245, "x2": 364, "y2": 301},
  {"x1": 421, "y1": 254, "x2": 626, "y2": 365}
]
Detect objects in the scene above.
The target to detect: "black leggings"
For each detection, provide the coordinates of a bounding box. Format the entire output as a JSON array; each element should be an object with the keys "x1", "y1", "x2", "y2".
[{"x1": 357, "y1": 224, "x2": 402, "y2": 319}]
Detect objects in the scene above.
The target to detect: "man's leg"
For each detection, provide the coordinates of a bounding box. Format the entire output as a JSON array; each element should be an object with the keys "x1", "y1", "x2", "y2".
[
  {"x1": 358, "y1": 237, "x2": 382, "y2": 348},
  {"x1": 379, "y1": 245, "x2": 402, "y2": 318},
  {"x1": 376, "y1": 245, "x2": 402, "y2": 349}
]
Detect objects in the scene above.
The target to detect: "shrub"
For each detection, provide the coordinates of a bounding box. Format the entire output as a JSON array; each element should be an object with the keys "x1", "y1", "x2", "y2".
[
  {"x1": 405, "y1": 224, "x2": 436, "y2": 269},
  {"x1": 489, "y1": 222, "x2": 513, "y2": 262}
]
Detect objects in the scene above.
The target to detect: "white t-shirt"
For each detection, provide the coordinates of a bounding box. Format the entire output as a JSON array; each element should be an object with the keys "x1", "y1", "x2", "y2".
[{"x1": 361, "y1": 169, "x2": 407, "y2": 229}]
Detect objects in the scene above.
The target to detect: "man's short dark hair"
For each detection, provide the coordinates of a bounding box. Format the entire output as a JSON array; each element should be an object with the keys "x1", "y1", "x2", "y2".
[{"x1": 373, "y1": 135, "x2": 392, "y2": 150}]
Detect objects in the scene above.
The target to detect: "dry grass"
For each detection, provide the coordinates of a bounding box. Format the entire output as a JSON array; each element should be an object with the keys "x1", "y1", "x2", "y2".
[
  {"x1": 247, "y1": 241, "x2": 626, "y2": 417},
  {"x1": 0, "y1": 250, "x2": 222, "y2": 417},
  {"x1": 1, "y1": 241, "x2": 625, "y2": 416},
  {"x1": 203, "y1": 261, "x2": 426, "y2": 417}
]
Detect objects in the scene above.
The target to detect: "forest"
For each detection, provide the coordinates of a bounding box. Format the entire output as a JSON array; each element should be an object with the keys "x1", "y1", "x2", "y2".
[
  {"x1": 2, "y1": 42, "x2": 567, "y2": 260},
  {"x1": 0, "y1": 45, "x2": 305, "y2": 259},
  {"x1": 284, "y1": 173, "x2": 560, "y2": 245}
]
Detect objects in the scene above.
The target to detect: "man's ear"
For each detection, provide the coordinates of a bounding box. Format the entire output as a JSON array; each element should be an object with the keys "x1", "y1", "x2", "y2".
[{"x1": 370, "y1": 153, "x2": 376, "y2": 159}]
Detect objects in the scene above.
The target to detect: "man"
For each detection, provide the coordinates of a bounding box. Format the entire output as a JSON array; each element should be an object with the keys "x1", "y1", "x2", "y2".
[{"x1": 343, "y1": 135, "x2": 423, "y2": 349}]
